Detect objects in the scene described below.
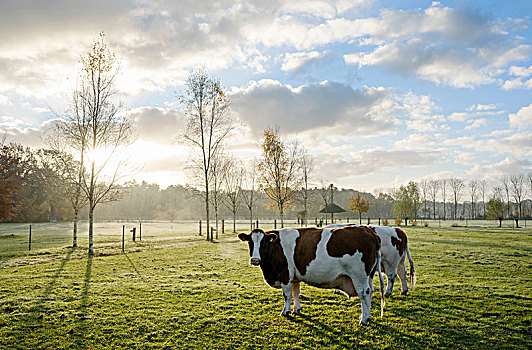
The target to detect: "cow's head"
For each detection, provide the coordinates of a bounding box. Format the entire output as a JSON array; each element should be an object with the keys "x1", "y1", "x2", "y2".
[{"x1": 238, "y1": 229, "x2": 278, "y2": 266}]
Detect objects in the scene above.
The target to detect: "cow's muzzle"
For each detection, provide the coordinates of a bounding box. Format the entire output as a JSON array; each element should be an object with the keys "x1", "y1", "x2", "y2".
[{"x1": 250, "y1": 258, "x2": 260, "y2": 266}]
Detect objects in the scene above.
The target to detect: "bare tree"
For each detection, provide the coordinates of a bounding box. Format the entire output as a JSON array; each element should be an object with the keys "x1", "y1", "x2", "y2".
[
  {"x1": 501, "y1": 176, "x2": 512, "y2": 219},
  {"x1": 47, "y1": 33, "x2": 132, "y2": 255},
  {"x1": 223, "y1": 157, "x2": 244, "y2": 233},
  {"x1": 259, "y1": 127, "x2": 302, "y2": 227},
  {"x1": 299, "y1": 152, "x2": 313, "y2": 226},
  {"x1": 479, "y1": 180, "x2": 488, "y2": 218},
  {"x1": 468, "y1": 180, "x2": 478, "y2": 219},
  {"x1": 319, "y1": 182, "x2": 331, "y2": 225},
  {"x1": 42, "y1": 123, "x2": 88, "y2": 247},
  {"x1": 419, "y1": 180, "x2": 429, "y2": 219},
  {"x1": 210, "y1": 152, "x2": 231, "y2": 240},
  {"x1": 240, "y1": 159, "x2": 257, "y2": 230},
  {"x1": 179, "y1": 69, "x2": 234, "y2": 241},
  {"x1": 449, "y1": 178, "x2": 464, "y2": 220},
  {"x1": 510, "y1": 173, "x2": 526, "y2": 227},
  {"x1": 428, "y1": 179, "x2": 439, "y2": 219},
  {"x1": 440, "y1": 179, "x2": 447, "y2": 219}
]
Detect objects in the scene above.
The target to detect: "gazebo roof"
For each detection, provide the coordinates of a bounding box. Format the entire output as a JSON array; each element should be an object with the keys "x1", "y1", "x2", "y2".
[{"x1": 319, "y1": 203, "x2": 346, "y2": 213}]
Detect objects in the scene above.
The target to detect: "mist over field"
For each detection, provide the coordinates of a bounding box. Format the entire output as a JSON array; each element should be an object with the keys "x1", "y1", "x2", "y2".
[{"x1": 1, "y1": 1, "x2": 531, "y2": 349}]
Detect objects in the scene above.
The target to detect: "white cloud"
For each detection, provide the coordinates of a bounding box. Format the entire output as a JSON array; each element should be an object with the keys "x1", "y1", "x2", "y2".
[
  {"x1": 230, "y1": 79, "x2": 397, "y2": 137},
  {"x1": 508, "y1": 104, "x2": 532, "y2": 128},
  {"x1": 502, "y1": 78, "x2": 523, "y2": 90},
  {"x1": 129, "y1": 107, "x2": 185, "y2": 144},
  {"x1": 467, "y1": 157, "x2": 532, "y2": 180},
  {"x1": 394, "y1": 133, "x2": 438, "y2": 150},
  {"x1": 281, "y1": 51, "x2": 326, "y2": 72},
  {"x1": 509, "y1": 65, "x2": 532, "y2": 77},
  {"x1": 465, "y1": 118, "x2": 487, "y2": 130}
]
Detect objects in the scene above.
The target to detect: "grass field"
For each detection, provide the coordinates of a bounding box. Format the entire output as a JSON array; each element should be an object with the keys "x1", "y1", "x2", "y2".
[{"x1": 0, "y1": 223, "x2": 531, "y2": 349}]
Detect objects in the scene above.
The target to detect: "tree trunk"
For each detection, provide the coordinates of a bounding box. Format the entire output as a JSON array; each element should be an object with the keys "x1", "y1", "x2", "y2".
[
  {"x1": 499, "y1": 218, "x2": 502, "y2": 228},
  {"x1": 233, "y1": 211, "x2": 236, "y2": 233},
  {"x1": 205, "y1": 188, "x2": 210, "y2": 241},
  {"x1": 72, "y1": 207, "x2": 78, "y2": 248},
  {"x1": 279, "y1": 202, "x2": 284, "y2": 228},
  {"x1": 359, "y1": 212, "x2": 362, "y2": 225}
]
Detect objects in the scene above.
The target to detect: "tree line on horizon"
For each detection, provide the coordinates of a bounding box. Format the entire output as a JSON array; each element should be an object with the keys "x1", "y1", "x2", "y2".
[{"x1": 2, "y1": 33, "x2": 532, "y2": 256}]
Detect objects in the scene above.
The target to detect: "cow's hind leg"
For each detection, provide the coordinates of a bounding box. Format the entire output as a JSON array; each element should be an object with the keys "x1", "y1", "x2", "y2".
[
  {"x1": 385, "y1": 271, "x2": 397, "y2": 297},
  {"x1": 292, "y1": 282, "x2": 302, "y2": 315},
  {"x1": 280, "y1": 283, "x2": 292, "y2": 316},
  {"x1": 397, "y1": 258, "x2": 409, "y2": 295}
]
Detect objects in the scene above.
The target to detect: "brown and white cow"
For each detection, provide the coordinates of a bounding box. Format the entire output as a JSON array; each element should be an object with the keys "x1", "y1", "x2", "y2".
[
  {"x1": 238, "y1": 226, "x2": 385, "y2": 325},
  {"x1": 326, "y1": 224, "x2": 416, "y2": 297}
]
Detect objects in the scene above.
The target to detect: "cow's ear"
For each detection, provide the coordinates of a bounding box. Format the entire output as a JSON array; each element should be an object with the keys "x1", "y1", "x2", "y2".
[
  {"x1": 266, "y1": 232, "x2": 278, "y2": 242},
  {"x1": 238, "y1": 233, "x2": 250, "y2": 241}
]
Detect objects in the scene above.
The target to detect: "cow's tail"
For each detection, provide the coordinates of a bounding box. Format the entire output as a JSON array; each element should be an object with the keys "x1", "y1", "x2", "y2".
[
  {"x1": 377, "y1": 250, "x2": 385, "y2": 317},
  {"x1": 406, "y1": 242, "x2": 416, "y2": 292}
]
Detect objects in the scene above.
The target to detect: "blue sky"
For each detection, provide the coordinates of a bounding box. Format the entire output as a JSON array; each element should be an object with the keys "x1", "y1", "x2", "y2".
[{"x1": 0, "y1": 0, "x2": 531, "y2": 191}]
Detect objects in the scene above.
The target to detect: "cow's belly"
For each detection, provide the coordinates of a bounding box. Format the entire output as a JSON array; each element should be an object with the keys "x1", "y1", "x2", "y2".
[
  {"x1": 380, "y1": 241, "x2": 401, "y2": 273},
  {"x1": 297, "y1": 251, "x2": 366, "y2": 289}
]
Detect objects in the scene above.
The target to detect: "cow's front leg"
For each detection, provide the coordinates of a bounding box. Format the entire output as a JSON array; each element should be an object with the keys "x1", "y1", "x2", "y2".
[
  {"x1": 280, "y1": 283, "x2": 292, "y2": 316},
  {"x1": 292, "y1": 282, "x2": 301, "y2": 315}
]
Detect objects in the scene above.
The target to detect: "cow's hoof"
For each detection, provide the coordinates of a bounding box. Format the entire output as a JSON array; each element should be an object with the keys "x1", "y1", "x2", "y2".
[
  {"x1": 401, "y1": 290, "x2": 408, "y2": 296},
  {"x1": 385, "y1": 291, "x2": 393, "y2": 297},
  {"x1": 293, "y1": 308, "x2": 302, "y2": 315},
  {"x1": 332, "y1": 289, "x2": 341, "y2": 294},
  {"x1": 280, "y1": 311, "x2": 290, "y2": 317},
  {"x1": 359, "y1": 315, "x2": 371, "y2": 326}
]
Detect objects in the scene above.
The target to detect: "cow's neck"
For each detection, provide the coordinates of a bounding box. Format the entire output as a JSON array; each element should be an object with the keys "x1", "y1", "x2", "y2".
[{"x1": 259, "y1": 240, "x2": 289, "y2": 286}]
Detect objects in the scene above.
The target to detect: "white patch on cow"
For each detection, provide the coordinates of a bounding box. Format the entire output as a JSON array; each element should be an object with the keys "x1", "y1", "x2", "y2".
[
  {"x1": 250, "y1": 231, "x2": 264, "y2": 263},
  {"x1": 325, "y1": 223, "x2": 414, "y2": 296},
  {"x1": 274, "y1": 227, "x2": 376, "y2": 323}
]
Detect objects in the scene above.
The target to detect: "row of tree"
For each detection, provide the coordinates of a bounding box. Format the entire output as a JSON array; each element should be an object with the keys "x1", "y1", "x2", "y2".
[{"x1": 2, "y1": 33, "x2": 532, "y2": 256}]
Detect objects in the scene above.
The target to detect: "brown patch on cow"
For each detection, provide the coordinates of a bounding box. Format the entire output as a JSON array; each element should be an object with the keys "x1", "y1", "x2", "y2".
[
  {"x1": 326, "y1": 226, "x2": 379, "y2": 275},
  {"x1": 293, "y1": 228, "x2": 323, "y2": 276},
  {"x1": 258, "y1": 230, "x2": 290, "y2": 286},
  {"x1": 392, "y1": 228, "x2": 407, "y2": 257}
]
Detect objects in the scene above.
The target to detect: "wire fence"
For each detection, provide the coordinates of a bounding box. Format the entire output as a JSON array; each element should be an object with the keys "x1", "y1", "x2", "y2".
[{"x1": 1, "y1": 218, "x2": 529, "y2": 259}]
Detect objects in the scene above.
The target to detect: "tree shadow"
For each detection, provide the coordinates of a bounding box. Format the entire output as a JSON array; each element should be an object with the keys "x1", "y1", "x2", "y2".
[
  {"x1": 27, "y1": 247, "x2": 74, "y2": 324},
  {"x1": 71, "y1": 256, "x2": 92, "y2": 348}
]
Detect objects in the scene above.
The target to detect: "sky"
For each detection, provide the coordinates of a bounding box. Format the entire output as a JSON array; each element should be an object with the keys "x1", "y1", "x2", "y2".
[{"x1": 1, "y1": 0, "x2": 531, "y2": 192}]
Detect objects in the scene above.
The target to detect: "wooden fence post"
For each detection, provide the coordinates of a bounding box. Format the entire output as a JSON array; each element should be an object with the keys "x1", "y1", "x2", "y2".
[
  {"x1": 28, "y1": 225, "x2": 32, "y2": 252},
  {"x1": 274, "y1": 219, "x2": 277, "y2": 229},
  {"x1": 256, "y1": 219, "x2": 259, "y2": 228},
  {"x1": 122, "y1": 225, "x2": 125, "y2": 253},
  {"x1": 222, "y1": 220, "x2": 224, "y2": 234},
  {"x1": 378, "y1": 217, "x2": 381, "y2": 225},
  {"x1": 199, "y1": 220, "x2": 202, "y2": 236},
  {"x1": 139, "y1": 222, "x2": 142, "y2": 241}
]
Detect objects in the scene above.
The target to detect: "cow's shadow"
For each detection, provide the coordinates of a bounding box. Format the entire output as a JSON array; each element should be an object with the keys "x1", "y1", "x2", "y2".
[{"x1": 288, "y1": 313, "x2": 366, "y2": 347}]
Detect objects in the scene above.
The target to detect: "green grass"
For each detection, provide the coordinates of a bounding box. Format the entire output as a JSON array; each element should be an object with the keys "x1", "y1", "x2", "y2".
[{"x1": 0, "y1": 225, "x2": 531, "y2": 349}]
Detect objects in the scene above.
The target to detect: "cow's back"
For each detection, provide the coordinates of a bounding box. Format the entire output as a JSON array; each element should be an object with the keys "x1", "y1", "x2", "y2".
[
  {"x1": 373, "y1": 226, "x2": 406, "y2": 271},
  {"x1": 291, "y1": 226, "x2": 379, "y2": 287}
]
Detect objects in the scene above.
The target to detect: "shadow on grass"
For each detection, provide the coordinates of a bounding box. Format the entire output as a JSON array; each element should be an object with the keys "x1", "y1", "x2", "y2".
[
  {"x1": 124, "y1": 253, "x2": 144, "y2": 280},
  {"x1": 27, "y1": 247, "x2": 74, "y2": 324},
  {"x1": 71, "y1": 256, "x2": 92, "y2": 347}
]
